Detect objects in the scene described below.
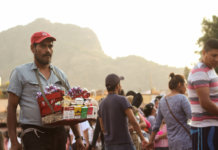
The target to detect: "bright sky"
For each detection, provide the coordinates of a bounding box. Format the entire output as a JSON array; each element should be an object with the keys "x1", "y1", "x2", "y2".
[{"x1": 1, "y1": 0, "x2": 218, "y2": 68}]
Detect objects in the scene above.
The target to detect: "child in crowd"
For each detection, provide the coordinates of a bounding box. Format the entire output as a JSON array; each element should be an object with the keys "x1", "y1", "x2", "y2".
[
  {"x1": 143, "y1": 103, "x2": 157, "y2": 132},
  {"x1": 154, "y1": 120, "x2": 168, "y2": 150}
]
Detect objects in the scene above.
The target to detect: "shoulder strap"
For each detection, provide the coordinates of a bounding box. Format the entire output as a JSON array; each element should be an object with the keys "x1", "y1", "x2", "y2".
[
  {"x1": 165, "y1": 97, "x2": 191, "y2": 138},
  {"x1": 51, "y1": 67, "x2": 70, "y2": 91},
  {"x1": 34, "y1": 69, "x2": 55, "y2": 113}
]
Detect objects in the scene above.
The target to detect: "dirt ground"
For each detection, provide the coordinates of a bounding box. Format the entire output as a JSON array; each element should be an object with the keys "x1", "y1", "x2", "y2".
[
  {"x1": 0, "y1": 99, "x2": 20, "y2": 125},
  {"x1": 0, "y1": 99, "x2": 7, "y2": 112}
]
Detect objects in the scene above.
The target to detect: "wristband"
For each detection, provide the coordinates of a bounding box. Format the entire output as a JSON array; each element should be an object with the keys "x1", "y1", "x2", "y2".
[{"x1": 75, "y1": 136, "x2": 83, "y2": 140}]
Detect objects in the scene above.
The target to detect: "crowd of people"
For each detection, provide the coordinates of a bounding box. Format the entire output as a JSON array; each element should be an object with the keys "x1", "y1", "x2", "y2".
[{"x1": 3, "y1": 31, "x2": 218, "y2": 150}]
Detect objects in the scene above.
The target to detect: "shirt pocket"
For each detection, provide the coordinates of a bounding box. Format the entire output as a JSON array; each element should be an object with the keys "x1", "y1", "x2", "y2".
[{"x1": 23, "y1": 81, "x2": 40, "y2": 98}]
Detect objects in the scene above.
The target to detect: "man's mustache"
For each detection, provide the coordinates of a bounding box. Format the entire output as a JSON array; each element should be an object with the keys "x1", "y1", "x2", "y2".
[{"x1": 43, "y1": 53, "x2": 51, "y2": 57}]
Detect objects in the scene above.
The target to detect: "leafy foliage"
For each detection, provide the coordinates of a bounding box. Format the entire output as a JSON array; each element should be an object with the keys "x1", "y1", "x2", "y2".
[
  {"x1": 198, "y1": 16, "x2": 218, "y2": 46},
  {"x1": 198, "y1": 15, "x2": 218, "y2": 73}
]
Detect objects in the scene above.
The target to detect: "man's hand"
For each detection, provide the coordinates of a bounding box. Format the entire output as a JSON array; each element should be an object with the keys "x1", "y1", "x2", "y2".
[
  {"x1": 85, "y1": 143, "x2": 89, "y2": 150},
  {"x1": 10, "y1": 142, "x2": 22, "y2": 150},
  {"x1": 141, "y1": 138, "x2": 148, "y2": 150},
  {"x1": 91, "y1": 147, "x2": 95, "y2": 150},
  {"x1": 128, "y1": 125, "x2": 134, "y2": 133},
  {"x1": 76, "y1": 138, "x2": 85, "y2": 150},
  {"x1": 7, "y1": 93, "x2": 21, "y2": 150},
  {"x1": 145, "y1": 141, "x2": 154, "y2": 150},
  {"x1": 70, "y1": 124, "x2": 85, "y2": 150}
]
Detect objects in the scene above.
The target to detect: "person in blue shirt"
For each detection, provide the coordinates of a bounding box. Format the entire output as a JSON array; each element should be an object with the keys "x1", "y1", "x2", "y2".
[
  {"x1": 7, "y1": 31, "x2": 84, "y2": 150},
  {"x1": 98, "y1": 73, "x2": 147, "y2": 150}
]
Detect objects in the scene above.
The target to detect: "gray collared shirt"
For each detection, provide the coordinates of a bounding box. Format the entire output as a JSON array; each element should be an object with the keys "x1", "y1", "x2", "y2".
[{"x1": 8, "y1": 62, "x2": 70, "y2": 126}]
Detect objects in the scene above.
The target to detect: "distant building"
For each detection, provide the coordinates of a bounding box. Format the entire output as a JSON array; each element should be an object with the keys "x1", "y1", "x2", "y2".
[{"x1": 141, "y1": 88, "x2": 168, "y2": 107}]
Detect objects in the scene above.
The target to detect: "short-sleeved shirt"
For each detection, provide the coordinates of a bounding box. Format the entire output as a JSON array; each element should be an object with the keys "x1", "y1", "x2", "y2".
[
  {"x1": 98, "y1": 94, "x2": 133, "y2": 146},
  {"x1": 153, "y1": 94, "x2": 192, "y2": 150},
  {"x1": 187, "y1": 62, "x2": 218, "y2": 127},
  {"x1": 7, "y1": 62, "x2": 70, "y2": 126},
  {"x1": 147, "y1": 115, "x2": 156, "y2": 129}
]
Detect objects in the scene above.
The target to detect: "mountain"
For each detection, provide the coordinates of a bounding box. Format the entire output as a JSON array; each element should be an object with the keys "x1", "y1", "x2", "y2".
[{"x1": 0, "y1": 18, "x2": 184, "y2": 92}]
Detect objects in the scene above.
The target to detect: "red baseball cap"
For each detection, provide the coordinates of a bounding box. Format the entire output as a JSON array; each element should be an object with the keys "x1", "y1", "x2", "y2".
[{"x1": 31, "y1": 31, "x2": 56, "y2": 44}]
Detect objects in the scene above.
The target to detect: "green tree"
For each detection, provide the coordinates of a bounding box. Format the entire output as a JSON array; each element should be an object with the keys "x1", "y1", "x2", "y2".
[
  {"x1": 198, "y1": 15, "x2": 218, "y2": 47},
  {"x1": 198, "y1": 15, "x2": 218, "y2": 73}
]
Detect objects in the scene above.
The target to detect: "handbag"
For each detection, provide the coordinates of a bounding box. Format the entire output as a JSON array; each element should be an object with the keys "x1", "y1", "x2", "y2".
[{"x1": 165, "y1": 97, "x2": 191, "y2": 139}]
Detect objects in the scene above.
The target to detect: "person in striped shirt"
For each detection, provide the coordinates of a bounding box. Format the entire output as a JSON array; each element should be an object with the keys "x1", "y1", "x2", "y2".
[{"x1": 187, "y1": 38, "x2": 218, "y2": 150}]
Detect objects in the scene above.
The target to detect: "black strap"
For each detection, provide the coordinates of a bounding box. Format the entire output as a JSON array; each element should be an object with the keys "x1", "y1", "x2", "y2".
[
  {"x1": 34, "y1": 69, "x2": 55, "y2": 113},
  {"x1": 165, "y1": 97, "x2": 191, "y2": 138}
]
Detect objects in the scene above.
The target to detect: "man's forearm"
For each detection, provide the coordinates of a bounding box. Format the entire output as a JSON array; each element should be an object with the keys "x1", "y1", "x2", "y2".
[
  {"x1": 91, "y1": 117, "x2": 101, "y2": 146},
  {"x1": 84, "y1": 129, "x2": 90, "y2": 146},
  {"x1": 99, "y1": 117, "x2": 105, "y2": 133},
  {"x1": 200, "y1": 98, "x2": 218, "y2": 115},
  {"x1": 7, "y1": 105, "x2": 18, "y2": 144},
  {"x1": 125, "y1": 108, "x2": 145, "y2": 141},
  {"x1": 149, "y1": 131, "x2": 157, "y2": 143},
  {"x1": 197, "y1": 87, "x2": 218, "y2": 115},
  {"x1": 131, "y1": 121, "x2": 144, "y2": 141},
  {"x1": 70, "y1": 124, "x2": 85, "y2": 149},
  {"x1": 70, "y1": 124, "x2": 81, "y2": 137}
]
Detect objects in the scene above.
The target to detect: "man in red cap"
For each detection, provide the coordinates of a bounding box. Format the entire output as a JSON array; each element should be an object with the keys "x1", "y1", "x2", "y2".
[{"x1": 7, "y1": 31, "x2": 85, "y2": 150}]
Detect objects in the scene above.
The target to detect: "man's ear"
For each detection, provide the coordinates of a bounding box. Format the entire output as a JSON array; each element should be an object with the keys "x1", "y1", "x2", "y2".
[
  {"x1": 202, "y1": 49, "x2": 206, "y2": 56},
  {"x1": 30, "y1": 44, "x2": 35, "y2": 53},
  {"x1": 115, "y1": 83, "x2": 121, "y2": 91},
  {"x1": 115, "y1": 84, "x2": 119, "y2": 91}
]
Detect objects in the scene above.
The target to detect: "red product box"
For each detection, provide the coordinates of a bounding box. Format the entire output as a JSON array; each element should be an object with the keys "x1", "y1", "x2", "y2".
[
  {"x1": 87, "y1": 107, "x2": 94, "y2": 118},
  {"x1": 37, "y1": 91, "x2": 64, "y2": 116}
]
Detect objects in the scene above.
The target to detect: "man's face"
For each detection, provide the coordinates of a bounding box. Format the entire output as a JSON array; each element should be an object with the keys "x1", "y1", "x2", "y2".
[
  {"x1": 116, "y1": 83, "x2": 122, "y2": 94},
  {"x1": 31, "y1": 39, "x2": 54, "y2": 65},
  {"x1": 203, "y1": 49, "x2": 218, "y2": 68}
]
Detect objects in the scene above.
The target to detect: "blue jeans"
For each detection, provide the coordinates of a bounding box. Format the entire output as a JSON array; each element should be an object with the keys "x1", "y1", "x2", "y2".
[
  {"x1": 105, "y1": 144, "x2": 136, "y2": 150},
  {"x1": 191, "y1": 126, "x2": 218, "y2": 150}
]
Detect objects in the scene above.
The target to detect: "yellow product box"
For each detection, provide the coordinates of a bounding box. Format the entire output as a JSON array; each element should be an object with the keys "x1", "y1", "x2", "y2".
[{"x1": 74, "y1": 106, "x2": 82, "y2": 119}]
